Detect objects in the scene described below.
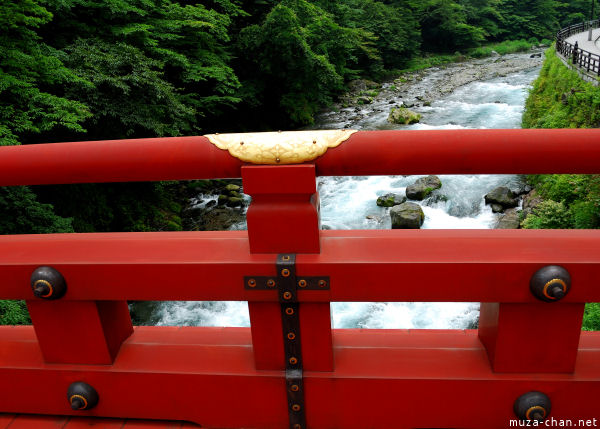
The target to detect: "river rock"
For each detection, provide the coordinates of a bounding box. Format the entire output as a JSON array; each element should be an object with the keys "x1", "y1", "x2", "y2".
[
  {"x1": 406, "y1": 175, "x2": 442, "y2": 200},
  {"x1": 496, "y1": 208, "x2": 521, "y2": 229},
  {"x1": 225, "y1": 184, "x2": 241, "y2": 192},
  {"x1": 376, "y1": 193, "x2": 407, "y2": 207},
  {"x1": 226, "y1": 197, "x2": 243, "y2": 207},
  {"x1": 491, "y1": 204, "x2": 504, "y2": 213},
  {"x1": 522, "y1": 189, "x2": 543, "y2": 217},
  {"x1": 390, "y1": 202, "x2": 425, "y2": 229},
  {"x1": 348, "y1": 79, "x2": 379, "y2": 92},
  {"x1": 484, "y1": 186, "x2": 518, "y2": 209},
  {"x1": 357, "y1": 96, "x2": 373, "y2": 105},
  {"x1": 388, "y1": 107, "x2": 421, "y2": 124}
]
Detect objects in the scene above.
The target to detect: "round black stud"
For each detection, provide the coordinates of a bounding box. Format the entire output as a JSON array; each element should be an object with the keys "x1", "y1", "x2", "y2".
[
  {"x1": 530, "y1": 265, "x2": 571, "y2": 302},
  {"x1": 30, "y1": 266, "x2": 67, "y2": 300},
  {"x1": 514, "y1": 391, "x2": 551, "y2": 421},
  {"x1": 67, "y1": 382, "x2": 99, "y2": 410}
]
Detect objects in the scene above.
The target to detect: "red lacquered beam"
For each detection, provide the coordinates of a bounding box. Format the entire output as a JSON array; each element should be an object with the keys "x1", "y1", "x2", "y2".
[
  {"x1": 0, "y1": 136, "x2": 241, "y2": 185},
  {"x1": 1, "y1": 130, "x2": 600, "y2": 186},
  {"x1": 1, "y1": 229, "x2": 599, "y2": 302},
  {"x1": 1, "y1": 327, "x2": 600, "y2": 428},
  {"x1": 317, "y1": 129, "x2": 600, "y2": 175}
]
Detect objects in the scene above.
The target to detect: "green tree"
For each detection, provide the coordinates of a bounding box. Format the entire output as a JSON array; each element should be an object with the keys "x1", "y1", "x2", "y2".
[
  {"x1": 236, "y1": 0, "x2": 373, "y2": 125},
  {"x1": 0, "y1": 0, "x2": 90, "y2": 145},
  {"x1": 498, "y1": 0, "x2": 561, "y2": 40},
  {"x1": 43, "y1": 0, "x2": 242, "y2": 138},
  {"x1": 419, "y1": 0, "x2": 486, "y2": 51}
]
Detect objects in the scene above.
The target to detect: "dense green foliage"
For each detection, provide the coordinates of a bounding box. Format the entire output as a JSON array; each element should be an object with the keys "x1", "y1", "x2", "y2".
[
  {"x1": 0, "y1": 300, "x2": 30, "y2": 325},
  {"x1": 523, "y1": 48, "x2": 600, "y2": 129},
  {"x1": 2, "y1": 0, "x2": 594, "y2": 138},
  {"x1": 522, "y1": 46, "x2": 600, "y2": 330},
  {"x1": 522, "y1": 48, "x2": 600, "y2": 230}
]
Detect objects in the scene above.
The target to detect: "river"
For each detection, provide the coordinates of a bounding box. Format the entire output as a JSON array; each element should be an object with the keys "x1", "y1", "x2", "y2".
[{"x1": 132, "y1": 51, "x2": 544, "y2": 328}]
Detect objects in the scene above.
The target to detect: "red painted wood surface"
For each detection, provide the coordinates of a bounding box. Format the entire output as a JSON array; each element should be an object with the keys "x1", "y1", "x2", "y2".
[
  {"x1": 0, "y1": 327, "x2": 599, "y2": 428},
  {"x1": 0, "y1": 229, "x2": 598, "y2": 302},
  {"x1": 0, "y1": 130, "x2": 599, "y2": 427},
  {"x1": 479, "y1": 303, "x2": 585, "y2": 372},
  {"x1": 0, "y1": 129, "x2": 600, "y2": 186},
  {"x1": 244, "y1": 164, "x2": 333, "y2": 371},
  {"x1": 26, "y1": 300, "x2": 133, "y2": 364},
  {"x1": 0, "y1": 414, "x2": 200, "y2": 428}
]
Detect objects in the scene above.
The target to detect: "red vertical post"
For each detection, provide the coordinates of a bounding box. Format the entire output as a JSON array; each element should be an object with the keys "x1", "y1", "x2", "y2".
[
  {"x1": 478, "y1": 302, "x2": 584, "y2": 373},
  {"x1": 27, "y1": 300, "x2": 133, "y2": 364},
  {"x1": 243, "y1": 164, "x2": 333, "y2": 371}
]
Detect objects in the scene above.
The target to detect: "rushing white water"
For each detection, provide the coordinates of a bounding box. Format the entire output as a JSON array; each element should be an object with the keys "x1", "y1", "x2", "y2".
[{"x1": 141, "y1": 62, "x2": 541, "y2": 329}]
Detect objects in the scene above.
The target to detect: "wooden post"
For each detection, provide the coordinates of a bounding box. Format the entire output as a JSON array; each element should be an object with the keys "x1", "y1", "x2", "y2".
[
  {"x1": 242, "y1": 164, "x2": 333, "y2": 371},
  {"x1": 27, "y1": 300, "x2": 133, "y2": 364},
  {"x1": 479, "y1": 301, "x2": 584, "y2": 373}
]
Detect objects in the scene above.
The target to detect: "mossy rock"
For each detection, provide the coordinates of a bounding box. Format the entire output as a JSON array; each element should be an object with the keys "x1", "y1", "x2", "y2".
[
  {"x1": 406, "y1": 176, "x2": 442, "y2": 200},
  {"x1": 390, "y1": 202, "x2": 425, "y2": 229},
  {"x1": 388, "y1": 107, "x2": 421, "y2": 124},
  {"x1": 376, "y1": 193, "x2": 407, "y2": 207}
]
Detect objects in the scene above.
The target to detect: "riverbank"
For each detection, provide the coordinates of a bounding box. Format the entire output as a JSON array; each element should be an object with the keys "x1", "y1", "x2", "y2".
[
  {"x1": 322, "y1": 49, "x2": 545, "y2": 130},
  {"x1": 521, "y1": 46, "x2": 600, "y2": 330}
]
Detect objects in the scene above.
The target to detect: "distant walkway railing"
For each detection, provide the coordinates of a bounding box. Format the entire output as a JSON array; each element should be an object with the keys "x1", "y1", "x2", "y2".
[{"x1": 556, "y1": 19, "x2": 600, "y2": 76}]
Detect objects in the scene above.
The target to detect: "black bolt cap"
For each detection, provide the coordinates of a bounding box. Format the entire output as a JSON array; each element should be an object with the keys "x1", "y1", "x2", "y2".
[
  {"x1": 514, "y1": 391, "x2": 551, "y2": 421},
  {"x1": 67, "y1": 381, "x2": 99, "y2": 410},
  {"x1": 530, "y1": 265, "x2": 571, "y2": 302},
  {"x1": 30, "y1": 266, "x2": 67, "y2": 300}
]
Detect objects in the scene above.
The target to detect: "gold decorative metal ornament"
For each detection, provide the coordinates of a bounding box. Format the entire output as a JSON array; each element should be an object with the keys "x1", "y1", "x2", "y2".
[{"x1": 205, "y1": 130, "x2": 357, "y2": 164}]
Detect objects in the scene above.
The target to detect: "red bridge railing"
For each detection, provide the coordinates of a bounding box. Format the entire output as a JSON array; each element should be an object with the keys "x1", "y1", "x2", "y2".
[{"x1": 0, "y1": 129, "x2": 599, "y2": 429}]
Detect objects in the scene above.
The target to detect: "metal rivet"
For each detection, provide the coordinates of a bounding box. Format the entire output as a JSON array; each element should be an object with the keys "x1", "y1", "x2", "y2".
[
  {"x1": 267, "y1": 279, "x2": 276, "y2": 287},
  {"x1": 292, "y1": 404, "x2": 301, "y2": 412},
  {"x1": 312, "y1": 140, "x2": 317, "y2": 144},
  {"x1": 276, "y1": 157, "x2": 281, "y2": 163},
  {"x1": 287, "y1": 332, "x2": 296, "y2": 340},
  {"x1": 282, "y1": 269, "x2": 290, "y2": 277},
  {"x1": 298, "y1": 279, "x2": 307, "y2": 288},
  {"x1": 240, "y1": 141, "x2": 244, "y2": 145},
  {"x1": 318, "y1": 279, "x2": 327, "y2": 288},
  {"x1": 247, "y1": 279, "x2": 256, "y2": 288},
  {"x1": 283, "y1": 291, "x2": 292, "y2": 300},
  {"x1": 285, "y1": 307, "x2": 294, "y2": 315},
  {"x1": 289, "y1": 357, "x2": 298, "y2": 365},
  {"x1": 31, "y1": 266, "x2": 67, "y2": 300},
  {"x1": 290, "y1": 384, "x2": 299, "y2": 392}
]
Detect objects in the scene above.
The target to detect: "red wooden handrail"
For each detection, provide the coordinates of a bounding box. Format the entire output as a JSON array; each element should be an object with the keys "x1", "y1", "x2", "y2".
[
  {"x1": 0, "y1": 129, "x2": 599, "y2": 428},
  {"x1": 0, "y1": 230, "x2": 599, "y2": 302},
  {"x1": 0, "y1": 129, "x2": 600, "y2": 186}
]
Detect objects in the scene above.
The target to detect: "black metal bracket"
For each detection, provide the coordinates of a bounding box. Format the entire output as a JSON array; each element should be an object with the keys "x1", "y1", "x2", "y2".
[{"x1": 245, "y1": 254, "x2": 329, "y2": 429}]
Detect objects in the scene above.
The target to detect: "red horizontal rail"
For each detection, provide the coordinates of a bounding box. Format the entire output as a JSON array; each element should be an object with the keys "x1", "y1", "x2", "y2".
[
  {"x1": 1, "y1": 129, "x2": 600, "y2": 186},
  {"x1": 1, "y1": 229, "x2": 599, "y2": 302},
  {"x1": 1, "y1": 326, "x2": 599, "y2": 429}
]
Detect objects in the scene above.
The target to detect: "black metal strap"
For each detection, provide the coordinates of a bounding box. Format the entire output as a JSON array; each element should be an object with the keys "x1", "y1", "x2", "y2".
[
  {"x1": 245, "y1": 254, "x2": 330, "y2": 429},
  {"x1": 277, "y1": 254, "x2": 306, "y2": 429}
]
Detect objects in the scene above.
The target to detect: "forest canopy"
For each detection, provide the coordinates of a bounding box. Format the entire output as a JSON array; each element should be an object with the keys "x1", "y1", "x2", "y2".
[{"x1": 1, "y1": 0, "x2": 593, "y2": 142}]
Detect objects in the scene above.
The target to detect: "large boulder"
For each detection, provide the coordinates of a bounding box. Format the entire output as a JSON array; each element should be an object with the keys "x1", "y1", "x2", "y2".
[
  {"x1": 390, "y1": 202, "x2": 425, "y2": 229},
  {"x1": 388, "y1": 107, "x2": 421, "y2": 124},
  {"x1": 496, "y1": 208, "x2": 521, "y2": 229},
  {"x1": 484, "y1": 186, "x2": 518, "y2": 210},
  {"x1": 376, "y1": 193, "x2": 407, "y2": 207},
  {"x1": 406, "y1": 175, "x2": 442, "y2": 200}
]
